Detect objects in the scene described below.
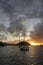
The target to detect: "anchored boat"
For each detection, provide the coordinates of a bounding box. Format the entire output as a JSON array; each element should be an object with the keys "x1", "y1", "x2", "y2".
[
  {"x1": 18, "y1": 41, "x2": 30, "y2": 51},
  {"x1": 17, "y1": 28, "x2": 30, "y2": 51},
  {"x1": 20, "y1": 45, "x2": 29, "y2": 51}
]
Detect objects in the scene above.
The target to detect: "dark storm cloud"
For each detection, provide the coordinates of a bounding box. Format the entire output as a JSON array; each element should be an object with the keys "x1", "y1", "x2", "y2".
[
  {"x1": 7, "y1": 18, "x2": 24, "y2": 33},
  {"x1": 0, "y1": 0, "x2": 43, "y2": 18},
  {"x1": 30, "y1": 21, "x2": 43, "y2": 43},
  {"x1": 0, "y1": 8, "x2": 10, "y2": 28},
  {"x1": 0, "y1": 0, "x2": 43, "y2": 34},
  {"x1": 0, "y1": 24, "x2": 6, "y2": 31}
]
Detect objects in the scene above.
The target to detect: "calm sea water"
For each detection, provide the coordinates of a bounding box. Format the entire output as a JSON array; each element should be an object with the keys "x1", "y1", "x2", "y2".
[{"x1": 0, "y1": 46, "x2": 43, "y2": 65}]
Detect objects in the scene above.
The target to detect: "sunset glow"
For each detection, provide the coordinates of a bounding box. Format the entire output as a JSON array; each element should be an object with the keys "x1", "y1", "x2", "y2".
[
  {"x1": 0, "y1": 35, "x2": 43, "y2": 46},
  {"x1": 29, "y1": 42, "x2": 41, "y2": 46},
  {"x1": 28, "y1": 39, "x2": 43, "y2": 46}
]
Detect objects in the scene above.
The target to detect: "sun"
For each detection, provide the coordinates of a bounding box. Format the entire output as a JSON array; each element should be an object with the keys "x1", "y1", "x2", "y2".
[{"x1": 29, "y1": 41, "x2": 41, "y2": 46}]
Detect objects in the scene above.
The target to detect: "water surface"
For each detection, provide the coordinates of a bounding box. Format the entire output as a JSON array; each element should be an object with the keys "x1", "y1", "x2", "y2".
[{"x1": 0, "y1": 46, "x2": 43, "y2": 65}]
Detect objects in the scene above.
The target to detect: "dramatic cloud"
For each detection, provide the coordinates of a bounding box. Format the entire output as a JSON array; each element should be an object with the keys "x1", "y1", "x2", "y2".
[
  {"x1": 0, "y1": 0, "x2": 43, "y2": 42},
  {"x1": 30, "y1": 20, "x2": 43, "y2": 43},
  {"x1": 0, "y1": 24, "x2": 6, "y2": 31},
  {"x1": 0, "y1": 8, "x2": 10, "y2": 28},
  {"x1": 0, "y1": 0, "x2": 43, "y2": 33},
  {"x1": 0, "y1": 0, "x2": 43, "y2": 18},
  {"x1": 7, "y1": 17, "x2": 24, "y2": 33}
]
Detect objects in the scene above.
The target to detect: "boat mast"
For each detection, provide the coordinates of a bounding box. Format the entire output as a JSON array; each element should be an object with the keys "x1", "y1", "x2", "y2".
[{"x1": 24, "y1": 27, "x2": 25, "y2": 41}]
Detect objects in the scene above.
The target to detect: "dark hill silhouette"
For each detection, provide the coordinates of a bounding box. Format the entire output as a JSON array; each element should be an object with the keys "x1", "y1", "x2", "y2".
[
  {"x1": 0, "y1": 42, "x2": 7, "y2": 47},
  {"x1": 0, "y1": 41, "x2": 31, "y2": 47},
  {"x1": 17, "y1": 41, "x2": 30, "y2": 47},
  {"x1": 0, "y1": 42, "x2": 16, "y2": 47}
]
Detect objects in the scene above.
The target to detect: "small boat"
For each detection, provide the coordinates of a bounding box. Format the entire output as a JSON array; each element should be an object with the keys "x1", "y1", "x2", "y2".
[
  {"x1": 20, "y1": 46, "x2": 29, "y2": 51},
  {"x1": 17, "y1": 28, "x2": 30, "y2": 51},
  {"x1": 17, "y1": 41, "x2": 30, "y2": 51}
]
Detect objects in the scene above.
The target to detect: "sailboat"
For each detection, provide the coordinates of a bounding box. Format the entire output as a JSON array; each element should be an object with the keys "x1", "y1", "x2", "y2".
[
  {"x1": 19, "y1": 41, "x2": 29, "y2": 51},
  {"x1": 18, "y1": 28, "x2": 29, "y2": 51}
]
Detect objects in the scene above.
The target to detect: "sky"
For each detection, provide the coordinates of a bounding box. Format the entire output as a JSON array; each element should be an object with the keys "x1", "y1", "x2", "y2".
[{"x1": 0, "y1": 0, "x2": 43, "y2": 45}]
